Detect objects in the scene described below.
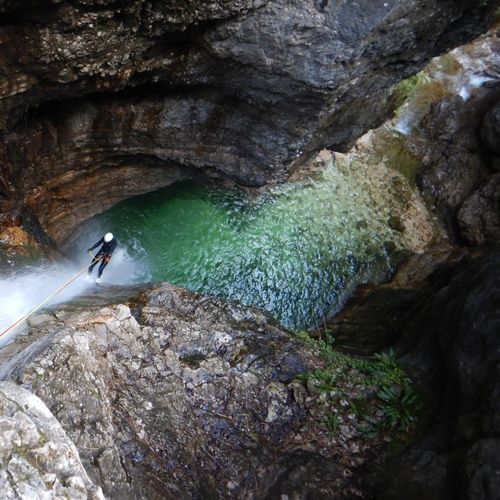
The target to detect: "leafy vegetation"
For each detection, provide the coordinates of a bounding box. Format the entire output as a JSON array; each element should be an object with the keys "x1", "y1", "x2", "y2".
[
  {"x1": 296, "y1": 331, "x2": 420, "y2": 439},
  {"x1": 325, "y1": 412, "x2": 341, "y2": 432}
]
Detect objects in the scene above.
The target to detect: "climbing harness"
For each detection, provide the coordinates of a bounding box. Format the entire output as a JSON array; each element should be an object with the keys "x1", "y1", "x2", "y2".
[{"x1": 0, "y1": 251, "x2": 103, "y2": 338}]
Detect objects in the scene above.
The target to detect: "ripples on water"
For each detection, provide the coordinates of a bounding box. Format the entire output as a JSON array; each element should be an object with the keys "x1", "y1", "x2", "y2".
[
  {"x1": 0, "y1": 159, "x2": 399, "y2": 339},
  {"x1": 72, "y1": 159, "x2": 397, "y2": 331}
]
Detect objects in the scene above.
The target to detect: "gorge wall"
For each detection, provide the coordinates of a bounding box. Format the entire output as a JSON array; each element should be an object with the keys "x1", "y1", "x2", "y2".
[
  {"x1": 1, "y1": 2, "x2": 500, "y2": 499},
  {"x1": 0, "y1": 0, "x2": 498, "y2": 245}
]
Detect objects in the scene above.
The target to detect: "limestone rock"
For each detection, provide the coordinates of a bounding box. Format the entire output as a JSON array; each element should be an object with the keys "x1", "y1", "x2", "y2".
[
  {"x1": 458, "y1": 174, "x2": 500, "y2": 244},
  {"x1": 0, "y1": 285, "x2": 378, "y2": 498},
  {"x1": 0, "y1": 381, "x2": 104, "y2": 500},
  {"x1": 0, "y1": 0, "x2": 497, "y2": 244}
]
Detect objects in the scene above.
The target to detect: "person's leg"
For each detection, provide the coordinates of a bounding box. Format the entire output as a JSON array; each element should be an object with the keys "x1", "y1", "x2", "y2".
[
  {"x1": 88, "y1": 256, "x2": 100, "y2": 274},
  {"x1": 89, "y1": 250, "x2": 105, "y2": 274},
  {"x1": 97, "y1": 258, "x2": 109, "y2": 278}
]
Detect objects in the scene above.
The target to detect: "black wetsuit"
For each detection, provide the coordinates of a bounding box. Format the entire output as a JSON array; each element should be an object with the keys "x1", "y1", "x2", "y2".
[{"x1": 88, "y1": 237, "x2": 117, "y2": 278}]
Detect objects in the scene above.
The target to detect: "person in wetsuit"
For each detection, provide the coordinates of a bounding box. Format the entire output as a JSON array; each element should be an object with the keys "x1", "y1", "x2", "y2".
[{"x1": 87, "y1": 232, "x2": 117, "y2": 284}]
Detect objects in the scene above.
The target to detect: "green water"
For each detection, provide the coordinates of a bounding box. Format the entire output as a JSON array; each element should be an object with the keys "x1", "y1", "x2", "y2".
[{"x1": 79, "y1": 160, "x2": 399, "y2": 331}]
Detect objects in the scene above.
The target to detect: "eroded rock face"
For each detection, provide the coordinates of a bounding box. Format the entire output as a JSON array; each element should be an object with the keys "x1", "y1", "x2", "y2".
[
  {"x1": 482, "y1": 97, "x2": 500, "y2": 156},
  {"x1": 455, "y1": 97, "x2": 500, "y2": 244},
  {"x1": 325, "y1": 246, "x2": 500, "y2": 499},
  {"x1": 0, "y1": 381, "x2": 104, "y2": 499},
  {"x1": 412, "y1": 86, "x2": 500, "y2": 242},
  {"x1": 458, "y1": 173, "x2": 500, "y2": 244},
  {"x1": 0, "y1": 0, "x2": 497, "y2": 244},
  {"x1": 0, "y1": 284, "x2": 386, "y2": 498},
  {"x1": 379, "y1": 247, "x2": 500, "y2": 499},
  {"x1": 372, "y1": 26, "x2": 500, "y2": 245}
]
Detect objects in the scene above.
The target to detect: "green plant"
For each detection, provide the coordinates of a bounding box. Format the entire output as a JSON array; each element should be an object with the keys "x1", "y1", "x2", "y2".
[
  {"x1": 296, "y1": 333, "x2": 421, "y2": 439},
  {"x1": 325, "y1": 413, "x2": 340, "y2": 432},
  {"x1": 376, "y1": 383, "x2": 419, "y2": 432},
  {"x1": 360, "y1": 350, "x2": 420, "y2": 433}
]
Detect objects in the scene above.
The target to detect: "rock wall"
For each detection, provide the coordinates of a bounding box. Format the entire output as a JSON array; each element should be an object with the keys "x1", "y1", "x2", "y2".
[
  {"x1": 0, "y1": 0, "x2": 497, "y2": 244},
  {"x1": 0, "y1": 3, "x2": 499, "y2": 498},
  {"x1": 370, "y1": 246, "x2": 500, "y2": 499},
  {"x1": 457, "y1": 96, "x2": 500, "y2": 244},
  {"x1": 414, "y1": 82, "x2": 500, "y2": 244},
  {"x1": 324, "y1": 243, "x2": 500, "y2": 499},
  {"x1": 360, "y1": 27, "x2": 500, "y2": 246}
]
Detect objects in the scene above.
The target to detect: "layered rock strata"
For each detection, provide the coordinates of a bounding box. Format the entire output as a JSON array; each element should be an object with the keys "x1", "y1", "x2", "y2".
[{"x1": 0, "y1": 0, "x2": 497, "y2": 245}]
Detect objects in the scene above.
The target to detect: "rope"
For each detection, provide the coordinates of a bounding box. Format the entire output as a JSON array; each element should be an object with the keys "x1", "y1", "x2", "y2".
[{"x1": 0, "y1": 251, "x2": 102, "y2": 338}]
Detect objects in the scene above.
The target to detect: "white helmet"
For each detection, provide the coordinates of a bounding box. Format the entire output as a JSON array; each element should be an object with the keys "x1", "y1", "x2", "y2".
[{"x1": 104, "y1": 232, "x2": 114, "y2": 242}]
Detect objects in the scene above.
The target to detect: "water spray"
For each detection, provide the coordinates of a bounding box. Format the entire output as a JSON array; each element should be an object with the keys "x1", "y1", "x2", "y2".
[{"x1": 0, "y1": 251, "x2": 102, "y2": 338}]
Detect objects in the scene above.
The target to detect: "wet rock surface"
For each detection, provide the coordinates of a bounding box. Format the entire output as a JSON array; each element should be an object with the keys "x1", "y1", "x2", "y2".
[
  {"x1": 327, "y1": 246, "x2": 500, "y2": 499},
  {"x1": 0, "y1": 284, "x2": 389, "y2": 498},
  {"x1": 413, "y1": 82, "x2": 500, "y2": 243},
  {"x1": 455, "y1": 95, "x2": 500, "y2": 244},
  {"x1": 0, "y1": 0, "x2": 497, "y2": 243},
  {"x1": 458, "y1": 173, "x2": 500, "y2": 244},
  {"x1": 0, "y1": 381, "x2": 104, "y2": 499},
  {"x1": 357, "y1": 27, "x2": 500, "y2": 246},
  {"x1": 3, "y1": 246, "x2": 499, "y2": 499},
  {"x1": 482, "y1": 97, "x2": 500, "y2": 156},
  {"x1": 0, "y1": 3, "x2": 499, "y2": 499}
]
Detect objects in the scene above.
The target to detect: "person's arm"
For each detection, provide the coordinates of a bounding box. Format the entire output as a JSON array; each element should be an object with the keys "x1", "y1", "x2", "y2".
[{"x1": 88, "y1": 238, "x2": 104, "y2": 252}]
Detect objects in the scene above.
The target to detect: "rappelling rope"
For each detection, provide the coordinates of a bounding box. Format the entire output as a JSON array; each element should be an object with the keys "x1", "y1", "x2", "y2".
[{"x1": 0, "y1": 251, "x2": 102, "y2": 338}]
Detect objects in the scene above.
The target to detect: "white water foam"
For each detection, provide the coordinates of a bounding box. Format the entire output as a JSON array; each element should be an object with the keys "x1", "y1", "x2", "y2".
[
  {"x1": 0, "y1": 233, "x2": 150, "y2": 348},
  {"x1": 393, "y1": 112, "x2": 412, "y2": 135},
  {"x1": 458, "y1": 74, "x2": 496, "y2": 101}
]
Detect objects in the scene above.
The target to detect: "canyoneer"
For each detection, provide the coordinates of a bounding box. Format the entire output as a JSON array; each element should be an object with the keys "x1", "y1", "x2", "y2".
[{"x1": 87, "y1": 232, "x2": 117, "y2": 284}]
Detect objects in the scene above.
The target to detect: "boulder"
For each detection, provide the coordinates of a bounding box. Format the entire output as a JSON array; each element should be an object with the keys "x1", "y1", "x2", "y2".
[{"x1": 0, "y1": 381, "x2": 104, "y2": 499}]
